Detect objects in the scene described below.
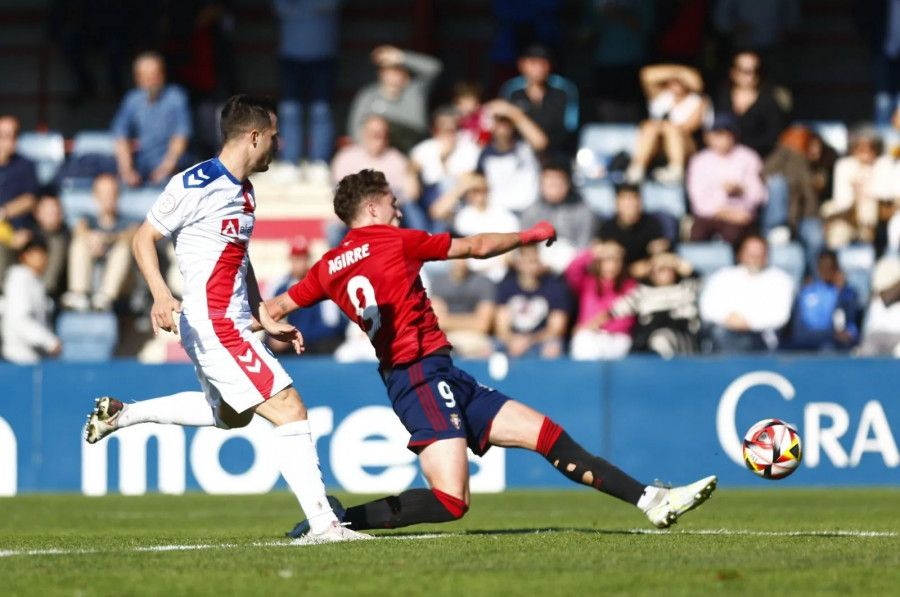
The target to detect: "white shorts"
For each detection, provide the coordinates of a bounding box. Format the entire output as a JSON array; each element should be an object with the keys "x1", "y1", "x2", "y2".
[{"x1": 180, "y1": 314, "x2": 293, "y2": 413}]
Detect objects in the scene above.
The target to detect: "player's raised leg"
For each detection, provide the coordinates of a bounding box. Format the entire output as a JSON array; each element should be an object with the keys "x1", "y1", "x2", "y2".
[
  {"x1": 84, "y1": 391, "x2": 234, "y2": 444},
  {"x1": 255, "y1": 386, "x2": 372, "y2": 543},
  {"x1": 488, "y1": 400, "x2": 716, "y2": 528}
]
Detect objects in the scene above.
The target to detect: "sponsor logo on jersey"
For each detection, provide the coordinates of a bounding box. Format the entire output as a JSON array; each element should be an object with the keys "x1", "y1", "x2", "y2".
[
  {"x1": 221, "y1": 219, "x2": 239, "y2": 237},
  {"x1": 327, "y1": 243, "x2": 371, "y2": 274},
  {"x1": 221, "y1": 219, "x2": 253, "y2": 238}
]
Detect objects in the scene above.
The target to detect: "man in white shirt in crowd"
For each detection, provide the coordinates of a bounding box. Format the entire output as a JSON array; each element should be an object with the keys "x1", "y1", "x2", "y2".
[
  {"x1": 1, "y1": 239, "x2": 62, "y2": 363},
  {"x1": 699, "y1": 234, "x2": 794, "y2": 352}
]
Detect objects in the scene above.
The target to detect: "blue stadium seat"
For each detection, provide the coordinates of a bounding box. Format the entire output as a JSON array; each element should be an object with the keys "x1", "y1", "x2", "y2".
[
  {"x1": 574, "y1": 123, "x2": 638, "y2": 184},
  {"x1": 59, "y1": 182, "x2": 96, "y2": 228},
  {"x1": 803, "y1": 121, "x2": 848, "y2": 155},
  {"x1": 837, "y1": 244, "x2": 875, "y2": 308},
  {"x1": 769, "y1": 242, "x2": 806, "y2": 289},
  {"x1": 56, "y1": 312, "x2": 119, "y2": 362},
  {"x1": 641, "y1": 181, "x2": 686, "y2": 220},
  {"x1": 580, "y1": 180, "x2": 616, "y2": 218},
  {"x1": 119, "y1": 187, "x2": 161, "y2": 224},
  {"x1": 16, "y1": 131, "x2": 65, "y2": 187},
  {"x1": 676, "y1": 241, "x2": 735, "y2": 278},
  {"x1": 72, "y1": 131, "x2": 117, "y2": 157}
]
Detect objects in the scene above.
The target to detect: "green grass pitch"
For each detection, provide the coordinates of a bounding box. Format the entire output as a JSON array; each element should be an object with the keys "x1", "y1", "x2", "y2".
[{"x1": 2, "y1": 489, "x2": 898, "y2": 596}]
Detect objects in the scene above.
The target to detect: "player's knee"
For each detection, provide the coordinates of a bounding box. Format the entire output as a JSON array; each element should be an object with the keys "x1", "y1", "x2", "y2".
[
  {"x1": 432, "y1": 488, "x2": 469, "y2": 520},
  {"x1": 266, "y1": 388, "x2": 308, "y2": 423}
]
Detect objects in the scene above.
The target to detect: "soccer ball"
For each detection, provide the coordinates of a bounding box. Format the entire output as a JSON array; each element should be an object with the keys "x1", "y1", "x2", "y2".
[{"x1": 742, "y1": 419, "x2": 803, "y2": 480}]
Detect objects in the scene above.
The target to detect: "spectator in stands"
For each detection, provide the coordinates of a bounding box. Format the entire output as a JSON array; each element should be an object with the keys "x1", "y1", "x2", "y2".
[
  {"x1": 605, "y1": 252, "x2": 702, "y2": 357},
  {"x1": 785, "y1": 250, "x2": 858, "y2": 352},
  {"x1": 566, "y1": 241, "x2": 636, "y2": 360},
  {"x1": 808, "y1": 132, "x2": 838, "y2": 206},
  {"x1": 33, "y1": 195, "x2": 70, "y2": 302},
  {"x1": 853, "y1": 0, "x2": 900, "y2": 125},
  {"x1": 61, "y1": 174, "x2": 137, "y2": 312},
  {"x1": 596, "y1": 183, "x2": 669, "y2": 279},
  {"x1": 820, "y1": 126, "x2": 895, "y2": 250},
  {"x1": 0, "y1": 115, "x2": 39, "y2": 286},
  {"x1": 451, "y1": 172, "x2": 519, "y2": 282},
  {"x1": 714, "y1": 51, "x2": 787, "y2": 159},
  {"x1": 1, "y1": 239, "x2": 62, "y2": 364},
  {"x1": 429, "y1": 258, "x2": 497, "y2": 359},
  {"x1": 407, "y1": 107, "x2": 481, "y2": 232},
  {"x1": 520, "y1": 160, "x2": 596, "y2": 274},
  {"x1": 495, "y1": 244, "x2": 569, "y2": 359},
  {"x1": 267, "y1": 236, "x2": 346, "y2": 355},
  {"x1": 112, "y1": 52, "x2": 193, "y2": 187},
  {"x1": 499, "y1": 43, "x2": 579, "y2": 159},
  {"x1": 625, "y1": 64, "x2": 707, "y2": 184},
  {"x1": 760, "y1": 125, "x2": 825, "y2": 270},
  {"x1": 330, "y1": 115, "x2": 425, "y2": 238},
  {"x1": 453, "y1": 81, "x2": 491, "y2": 147},
  {"x1": 857, "y1": 256, "x2": 900, "y2": 356},
  {"x1": 331, "y1": 115, "x2": 410, "y2": 206},
  {"x1": 688, "y1": 114, "x2": 768, "y2": 247},
  {"x1": 274, "y1": 0, "x2": 342, "y2": 185},
  {"x1": 346, "y1": 45, "x2": 442, "y2": 153},
  {"x1": 477, "y1": 99, "x2": 547, "y2": 214},
  {"x1": 582, "y1": 0, "x2": 656, "y2": 123},
  {"x1": 699, "y1": 234, "x2": 794, "y2": 352}
]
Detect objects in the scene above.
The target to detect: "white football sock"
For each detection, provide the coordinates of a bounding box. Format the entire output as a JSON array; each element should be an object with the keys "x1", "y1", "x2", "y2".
[
  {"x1": 273, "y1": 420, "x2": 337, "y2": 534},
  {"x1": 637, "y1": 485, "x2": 667, "y2": 512},
  {"x1": 117, "y1": 391, "x2": 217, "y2": 428}
]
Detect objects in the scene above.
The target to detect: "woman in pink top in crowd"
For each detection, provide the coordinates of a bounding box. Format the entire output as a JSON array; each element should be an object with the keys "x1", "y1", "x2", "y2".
[{"x1": 564, "y1": 241, "x2": 637, "y2": 360}]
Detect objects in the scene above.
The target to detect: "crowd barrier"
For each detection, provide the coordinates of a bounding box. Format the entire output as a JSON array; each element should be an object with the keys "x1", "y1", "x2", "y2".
[{"x1": 0, "y1": 356, "x2": 897, "y2": 497}]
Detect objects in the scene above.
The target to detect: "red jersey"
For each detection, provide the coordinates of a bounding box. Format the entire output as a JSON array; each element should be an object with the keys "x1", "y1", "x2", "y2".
[{"x1": 287, "y1": 225, "x2": 452, "y2": 368}]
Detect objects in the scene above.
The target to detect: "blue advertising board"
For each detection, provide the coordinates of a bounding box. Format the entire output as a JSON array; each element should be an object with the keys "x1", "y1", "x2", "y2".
[{"x1": 0, "y1": 356, "x2": 897, "y2": 496}]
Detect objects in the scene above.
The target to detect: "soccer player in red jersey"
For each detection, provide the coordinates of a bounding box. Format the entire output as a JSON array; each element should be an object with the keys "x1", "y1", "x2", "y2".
[{"x1": 261, "y1": 169, "x2": 716, "y2": 534}]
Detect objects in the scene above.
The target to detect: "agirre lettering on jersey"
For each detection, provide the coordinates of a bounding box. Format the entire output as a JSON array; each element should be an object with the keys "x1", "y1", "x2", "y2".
[{"x1": 328, "y1": 244, "x2": 371, "y2": 274}]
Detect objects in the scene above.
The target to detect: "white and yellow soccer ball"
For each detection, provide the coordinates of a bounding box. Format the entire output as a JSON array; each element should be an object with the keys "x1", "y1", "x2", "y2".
[{"x1": 742, "y1": 418, "x2": 803, "y2": 480}]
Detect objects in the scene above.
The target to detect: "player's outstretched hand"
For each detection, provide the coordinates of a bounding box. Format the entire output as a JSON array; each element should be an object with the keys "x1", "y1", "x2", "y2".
[
  {"x1": 258, "y1": 301, "x2": 306, "y2": 355},
  {"x1": 519, "y1": 221, "x2": 557, "y2": 247},
  {"x1": 151, "y1": 295, "x2": 182, "y2": 336}
]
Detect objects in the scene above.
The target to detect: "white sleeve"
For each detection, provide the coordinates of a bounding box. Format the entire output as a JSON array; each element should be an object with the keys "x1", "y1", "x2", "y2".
[
  {"x1": 5, "y1": 272, "x2": 59, "y2": 352},
  {"x1": 146, "y1": 183, "x2": 196, "y2": 238},
  {"x1": 747, "y1": 271, "x2": 795, "y2": 331},
  {"x1": 698, "y1": 271, "x2": 731, "y2": 325}
]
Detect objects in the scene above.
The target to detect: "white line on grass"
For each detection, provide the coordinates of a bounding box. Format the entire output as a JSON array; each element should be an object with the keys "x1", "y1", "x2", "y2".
[{"x1": 0, "y1": 529, "x2": 894, "y2": 558}]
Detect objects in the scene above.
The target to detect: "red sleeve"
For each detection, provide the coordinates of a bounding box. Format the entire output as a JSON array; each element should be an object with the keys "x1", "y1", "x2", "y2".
[
  {"x1": 398, "y1": 228, "x2": 451, "y2": 262},
  {"x1": 286, "y1": 260, "x2": 327, "y2": 308}
]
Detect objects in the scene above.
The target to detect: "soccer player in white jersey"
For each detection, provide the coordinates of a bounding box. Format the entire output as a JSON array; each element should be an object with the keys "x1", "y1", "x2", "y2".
[{"x1": 83, "y1": 95, "x2": 370, "y2": 544}]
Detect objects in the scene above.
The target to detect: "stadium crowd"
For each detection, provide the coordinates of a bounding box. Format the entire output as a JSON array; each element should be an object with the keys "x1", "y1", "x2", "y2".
[{"x1": 4, "y1": 0, "x2": 900, "y2": 364}]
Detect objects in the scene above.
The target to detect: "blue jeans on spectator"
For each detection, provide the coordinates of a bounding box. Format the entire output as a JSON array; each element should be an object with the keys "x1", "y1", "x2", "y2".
[
  {"x1": 761, "y1": 174, "x2": 788, "y2": 237},
  {"x1": 707, "y1": 324, "x2": 771, "y2": 354},
  {"x1": 279, "y1": 58, "x2": 337, "y2": 163},
  {"x1": 798, "y1": 217, "x2": 825, "y2": 274}
]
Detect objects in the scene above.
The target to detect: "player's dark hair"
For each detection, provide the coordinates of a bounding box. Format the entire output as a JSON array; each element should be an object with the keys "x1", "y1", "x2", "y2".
[
  {"x1": 334, "y1": 169, "x2": 391, "y2": 225},
  {"x1": 220, "y1": 95, "x2": 276, "y2": 143}
]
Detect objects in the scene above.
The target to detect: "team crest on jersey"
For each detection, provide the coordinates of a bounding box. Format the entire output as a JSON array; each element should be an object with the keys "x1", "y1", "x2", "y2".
[
  {"x1": 221, "y1": 218, "x2": 239, "y2": 237},
  {"x1": 450, "y1": 413, "x2": 461, "y2": 430},
  {"x1": 158, "y1": 193, "x2": 177, "y2": 214}
]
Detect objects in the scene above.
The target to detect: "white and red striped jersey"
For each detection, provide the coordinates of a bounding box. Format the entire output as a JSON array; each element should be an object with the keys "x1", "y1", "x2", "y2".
[{"x1": 147, "y1": 157, "x2": 257, "y2": 323}]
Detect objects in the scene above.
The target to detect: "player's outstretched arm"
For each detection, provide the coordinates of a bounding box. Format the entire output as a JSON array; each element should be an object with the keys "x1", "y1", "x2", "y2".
[
  {"x1": 132, "y1": 220, "x2": 182, "y2": 335},
  {"x1": 447, "y1": 221, "x2": 556, "y2": 260},
  {"x1": 263, "y1": 291, "x2": 301, "y2": 323}
]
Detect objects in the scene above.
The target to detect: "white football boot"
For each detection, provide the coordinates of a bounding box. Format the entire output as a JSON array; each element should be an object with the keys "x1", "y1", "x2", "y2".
[
  {"x1": 644, "y1": 475, "x2": 717, "y2": 529},
  {"x1": 291, "y1": 521, "x2": 373, "y2": 545},
  {"x1": 287, "y1": 495, "x2": 346, "y2": 538},
  {"x1": 84, "y1": 396, "x2": 125, "y2": 444}
]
